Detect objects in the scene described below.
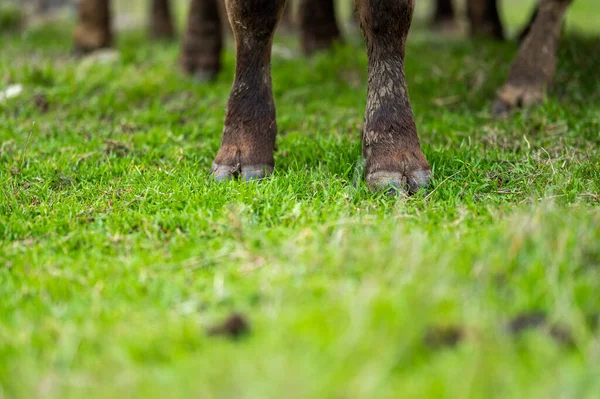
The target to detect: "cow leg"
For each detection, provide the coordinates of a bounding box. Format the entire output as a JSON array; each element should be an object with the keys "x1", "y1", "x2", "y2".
[
  {"x1": 355, "y1": 0, "x2": 431, "y2": 194},
  {"x1": 150, "y1": 0, "x2": 175, "y2": 39},
  {"x1": 180, "y1": 0, "x2": 223, "y2": 82},
  {"x1": 73, "y1": 0, "x2": 112, "y2": 53},
  {"x1": 493, "y1": 0, "x2": 571, "y2": 115},
  {"x1": 212, "y1": 0, "x2": 285, "y2": 181},
  {"x1": 299, "y1": 0, "x2": 343, "y2": 56},
  {"x1": 467, "y1": 0, "x2": 504, "y2": 40},
  {"x1": 431, "y1": 0, "x2": 455, "y2": 28}
]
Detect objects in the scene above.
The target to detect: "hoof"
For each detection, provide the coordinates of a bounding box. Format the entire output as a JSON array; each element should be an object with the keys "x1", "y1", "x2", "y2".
[
  {"x1": 367, "y1": 169, "x2": 431, "y2": 195},
  {"x1": 211, "y1": 163, "x2": 273, "y2": 182},
  {"x1": 241, "y1": 165, "x2": 273, "y2": 181},
  {"x1": 212, "y1": 164, "x2": 237, "y2": 182}
]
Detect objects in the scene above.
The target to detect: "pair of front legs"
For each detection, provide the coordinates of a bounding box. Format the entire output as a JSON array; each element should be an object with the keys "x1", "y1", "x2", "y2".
[{"x1": 213, "y1": 0, "x2": 431, "y2": 193}]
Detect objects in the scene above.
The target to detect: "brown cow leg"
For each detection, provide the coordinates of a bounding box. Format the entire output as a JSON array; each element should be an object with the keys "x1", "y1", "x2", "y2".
[
  {"x1": 493, "y1": 0, "x2": 571, "y2": 115},
  {"x1": 355, "y1": 0, "x2": 431, "y2": 194},
  {"x1": 150, "y1": 0, "x2": 175, "y2": 39},
  {"x1": 180, "y1": 0, "x2": 223, "y2": 82},
  {"x1": 299, "y1": 0, "x2": 343, "y2": 56},
  {"x1": 467, "y1": 0, "x2": 504, "y2": 40},
  {"x1": 212, "y1": 0, "x2": 285, "y2": 181},
  {"x1": 73, "y1": 0, "x2": 112, "y2": 53},
  {"x1": 431, "y1": 0, "x2": 456, "y2": 28}
]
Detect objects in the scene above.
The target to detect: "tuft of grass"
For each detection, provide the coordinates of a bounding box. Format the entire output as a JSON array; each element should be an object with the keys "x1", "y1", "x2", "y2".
[{"x1": 1, "y1": 0, "x2": 599, "y2": 398}]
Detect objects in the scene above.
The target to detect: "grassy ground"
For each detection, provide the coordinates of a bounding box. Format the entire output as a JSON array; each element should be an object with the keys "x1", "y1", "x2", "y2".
[{"x1": 1, "y1": 1, "x2": 600, "y2": 398}]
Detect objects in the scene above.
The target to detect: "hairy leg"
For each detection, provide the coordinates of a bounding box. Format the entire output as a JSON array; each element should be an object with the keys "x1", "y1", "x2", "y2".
[
  {"x1": 73, "y1": 0, "x2": 112, "y2": 53},
  {"x1": 299, "y1": 0, "x2": 343, "y2": 56},
  {"x1": 355, "y1": 0, "x2": 431, "y2": 193},
  {"x1": 493, "y1": 0, "x2": 571, "y2": 114},
  {"x1": 212, "y1": 0, "x2": 286, "y2": 181},
  {"x1": 180, "y1": 0, "x2": 223, "y2": 82}
]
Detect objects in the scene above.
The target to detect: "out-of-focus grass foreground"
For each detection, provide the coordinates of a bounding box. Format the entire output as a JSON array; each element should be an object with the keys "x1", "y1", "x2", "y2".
[{"x1": 1, "y1": 1, "x2": 599, "y2": 398}]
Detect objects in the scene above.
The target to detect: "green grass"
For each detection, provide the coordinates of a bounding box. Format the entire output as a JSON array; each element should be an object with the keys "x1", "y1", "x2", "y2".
[{"x1": 1, "y1": 1, "x2": 600, "y2": 398}]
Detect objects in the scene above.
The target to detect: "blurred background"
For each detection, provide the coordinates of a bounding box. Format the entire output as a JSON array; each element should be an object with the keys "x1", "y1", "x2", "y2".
[{"x1": 2, "y1": 0, "x2": 599, "y2": 39}]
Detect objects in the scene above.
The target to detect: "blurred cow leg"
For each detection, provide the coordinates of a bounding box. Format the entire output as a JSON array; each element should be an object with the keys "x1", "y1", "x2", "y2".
[
  {"x1": 74, "y1": 0, "x2": 112, "y2": 53},
  {"x1": 150, "y1": 0, "x2": 175, "y2": 39},
  {"x1": 431, "y1": 0, "x2": 456, "y2": 29},
  {"x1": 299, "y1": 0, "x2": 343, "y2": 56},
  {"x1": 180, "y1": 0, "x2": 223, "y2": 81},
  {"x1": 493, "y1": 0, "x2": 572, "y2": 114},
  {"x1": 467, "y1": 0, "x2": 504, "y2": 40}
]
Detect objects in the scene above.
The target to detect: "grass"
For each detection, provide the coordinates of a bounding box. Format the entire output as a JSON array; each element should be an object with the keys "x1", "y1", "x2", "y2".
[{"x1": 1, "y1": 0, "x2": 600, "y2": 398}]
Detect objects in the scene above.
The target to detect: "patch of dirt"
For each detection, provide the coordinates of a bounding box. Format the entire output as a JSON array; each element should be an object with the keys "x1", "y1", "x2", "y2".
[
  {"x1": 33, "y1": 93, "x2": 49, "y2": 113},
  {"x1": 207, "y1": 313, "x2": 250, "y2": 340},
  {"x1": 104, "y1": 140, "x2": 131, "y2": 157},
  {"x1": 423, "y1": 325, "x2": 466, "y2": 349},
  {"x1": 506, "y1": 311, "x2": 574, "y2": 347}
]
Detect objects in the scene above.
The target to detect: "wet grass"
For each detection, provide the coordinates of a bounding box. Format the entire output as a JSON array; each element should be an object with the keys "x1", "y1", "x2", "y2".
[{"x1": 1, "y1": 0, "x2": 599, "y2": 398}]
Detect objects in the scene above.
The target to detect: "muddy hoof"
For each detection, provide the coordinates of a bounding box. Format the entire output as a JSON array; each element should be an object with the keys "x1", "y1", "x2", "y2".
[
  {"x1": 212, "y1": 163, "x2": 273, "y2": 182},
  {"x1": 367, "y1": 169, "x2": 431, "y2": 195}
]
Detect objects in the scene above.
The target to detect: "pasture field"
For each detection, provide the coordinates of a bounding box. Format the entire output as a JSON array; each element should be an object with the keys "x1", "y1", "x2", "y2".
[{"x1": 1, "y1": 1, "x2": 599, "y2": 397}]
